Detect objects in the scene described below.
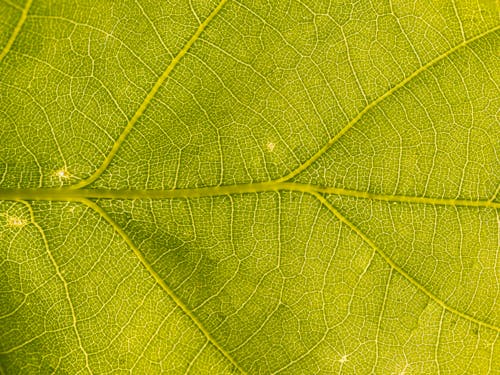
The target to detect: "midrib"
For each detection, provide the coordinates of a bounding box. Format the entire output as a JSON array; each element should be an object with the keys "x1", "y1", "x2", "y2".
[{"x1": 0, "y1": 182, "x2": 498, "y2": 209}]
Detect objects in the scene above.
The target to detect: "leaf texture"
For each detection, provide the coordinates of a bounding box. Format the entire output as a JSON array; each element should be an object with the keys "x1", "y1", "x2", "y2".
[{"x1": 0, "y1": 0, "x2": 499, "y2": 374}]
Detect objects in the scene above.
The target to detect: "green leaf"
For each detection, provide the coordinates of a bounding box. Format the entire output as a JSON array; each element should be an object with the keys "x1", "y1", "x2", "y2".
[{"x1": 1, "y1": 0, "x2": 499, "y2": 373}]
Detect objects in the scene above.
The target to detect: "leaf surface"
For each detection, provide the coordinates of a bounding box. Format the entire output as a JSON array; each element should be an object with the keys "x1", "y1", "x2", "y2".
[{"x1": 0, "y1": 0, "x2": 499, "y2": 374}]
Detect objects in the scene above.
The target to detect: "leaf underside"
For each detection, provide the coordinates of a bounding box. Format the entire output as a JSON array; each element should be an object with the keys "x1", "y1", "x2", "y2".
[{"x1": 0, "y1": 0, "x2": 499, "y2": 374}]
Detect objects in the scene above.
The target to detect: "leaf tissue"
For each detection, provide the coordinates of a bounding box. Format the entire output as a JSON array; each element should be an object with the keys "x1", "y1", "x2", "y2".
[{"x1": 0, "y1": 0, "x2": 499, "y2": 373}]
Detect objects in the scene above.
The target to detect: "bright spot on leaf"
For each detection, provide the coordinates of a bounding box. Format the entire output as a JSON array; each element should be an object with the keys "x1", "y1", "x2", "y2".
[
  {"x1": 54, "y1": 168, "x2": 71, "y2": 179},
  {"x1": 2, "y1": 214, "x2": 27, "y2": 228},
  {"x1": 266, "y1": 142, "x2": 276, "y2": 152},
  {"x1": 339, "y1": 354, "x2": 348, "y2": 363}
]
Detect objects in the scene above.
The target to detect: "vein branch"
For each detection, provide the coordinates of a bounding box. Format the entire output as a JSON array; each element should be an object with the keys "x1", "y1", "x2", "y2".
[
  {"x1": 69, "y1": 0, "x2": 228, "y2": 190},
  {"x1": 488, "y1": 183, "x2": 500, "y2": 203},
  {"x1": 80, "y1": 198, "x2": 246, "y2": 374},
  {"x1": 0, "y1": 0, "x2": 32, "y2": 63},
  {"x1": 308, "y1": 191, "x2": 500, "y2": 333},
  {"x1": 20, "y1": 200, "x2": 91, "y2": 372},
  {"x1": 275, "y1": 24, "x2": 500, "y2": 183}
]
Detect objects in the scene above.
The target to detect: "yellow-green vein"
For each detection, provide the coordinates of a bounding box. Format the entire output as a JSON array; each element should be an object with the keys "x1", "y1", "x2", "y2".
[
  {"x1": 19, "y1": 200, "x2": 91, "y2": 372},
  {"x1": 313, "y1": 185, "x2": 500, "y2": 209},
  {"x1": 80, "y1": 198, "x2": 246, "y2": 374},
  {"x1": 69, "y1": 0, "x2": 229, "y2": 190},
  {"x1": 1, "y1": 182, "x2": 499, "y2": 209},
  {"x1": 489, "y1": 184, "x2": 500, "y2": 202},
  {"x1": 0, "y1": 0, "x2": 32, "y2": 63},
  {"x1": 309, "y1": 191, "x2": 500, "y2": 332},
  {"x1": 276, "y1": 24, "x2": 500, "y2": 183}
]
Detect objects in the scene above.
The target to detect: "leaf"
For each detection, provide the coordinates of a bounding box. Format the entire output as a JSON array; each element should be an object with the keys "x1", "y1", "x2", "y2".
[{"x1": 0, "y1": 0, "x2": 499, "y2": 373}]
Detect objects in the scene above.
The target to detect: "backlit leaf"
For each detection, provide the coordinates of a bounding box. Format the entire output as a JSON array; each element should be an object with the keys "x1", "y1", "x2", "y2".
[{"x1": 1, "y1": 0, "x2": 499, "y2": 373}]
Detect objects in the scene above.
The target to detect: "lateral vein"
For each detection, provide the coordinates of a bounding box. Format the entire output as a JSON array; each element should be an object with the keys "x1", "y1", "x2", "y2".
[
  {"x1": 70, "y1": 0, "x2": 229, "y2": 189},
  {"x1": 309, "y1": 191, "x2": 500, "y2": 332},
  {"x1": 20, "y1": 200, "x2": 91, "y2": 372},
  {"x1": 80, "y1": 198, "x2": 246, "y2": 374},
  {"x1": 275, "y1": 24, "x2": 500, "y2": 182},
  {"x1": 0, "y1": 0, "x2": 32, "y2": 63}
]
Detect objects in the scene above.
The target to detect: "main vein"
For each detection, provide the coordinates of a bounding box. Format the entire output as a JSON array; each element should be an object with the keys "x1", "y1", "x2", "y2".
[
  {"x1": 69, "y1": 0, "x2": 228, "y2": 190},
  {"x1": 1, "y1": 182, "x2": 498, "y2": 209}
]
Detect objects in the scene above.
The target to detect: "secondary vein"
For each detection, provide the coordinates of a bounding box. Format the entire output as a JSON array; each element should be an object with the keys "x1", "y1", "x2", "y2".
[
  {"x1": 20, "y1": 200, "x2": 91, "y2": 372},
  {"x1": 69, "y1": 0, "x2": 229, "y2": 190},
  {"x1": 80, "y1": 198, "x2": 246, "y2": 374},
  {"x1": 0, "y1": 0, "x2": 32, "y2": 63},
  {"x1": 275, "y1": 24, "x2": 500, "y2": 183},
  {"x1": 309, "y1": 191, "x2": 500, "y2": 333}
]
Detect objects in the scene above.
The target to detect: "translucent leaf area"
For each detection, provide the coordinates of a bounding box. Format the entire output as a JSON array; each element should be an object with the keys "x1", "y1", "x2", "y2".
[{"x1": 1, "y1": 0, "x2": 499, "y2": 374}]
